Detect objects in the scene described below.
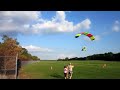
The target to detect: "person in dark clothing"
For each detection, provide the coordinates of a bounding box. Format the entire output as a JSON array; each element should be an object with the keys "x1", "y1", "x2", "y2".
[{"x1": 16, "y1": 59, "x2": 21, "y2": 79}]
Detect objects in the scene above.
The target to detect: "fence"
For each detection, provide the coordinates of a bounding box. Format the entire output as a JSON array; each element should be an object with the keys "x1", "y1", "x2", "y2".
[{"x1": 0, "y1": 56, "x2": 17, "y2": 79}]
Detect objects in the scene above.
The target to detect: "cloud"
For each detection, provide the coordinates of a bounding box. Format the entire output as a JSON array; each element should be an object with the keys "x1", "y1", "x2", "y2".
[
  {"x1": 0, "y1": 11, "x2": 91, "y2": 36},
  {"x1": 0, "y1": 11, "x2": 41, "y2": 36},
  {"x1": 112, "y1": 20, "x2": 120, "y2": 32},
  {"x1": 0, "y1": 11, "x2": 40, "y2": 22},
  {"x1": 22, "y1": 45, "x2": 53, "y2": 52},
  {"x1": 31, "y1": 52, "x2": 76, "y2": 60},
  {"x1": 115, "y1": 20, "x2": 120, "y2": 24},
  {"x1": 53, "y1": 11, "x2": 66, "y2": 22},
  {"x1": 94, "y1": 35, "x2": 101, "y2": 41},
  {"x1": 31, "y1": 11, "x2": 91, "y2": 34},
  {"x1": 74, "y1": 18, "x2": 91, "y2": 30},
  {"x1": 112, "y1": 25, "x2": 119, "y2": 32},
  {"x1": 57, "y1": 53, "x2": 76, "y2": 59},
  {"x1": 101, "y1": 31, "x2": 110, "y2": 36}
]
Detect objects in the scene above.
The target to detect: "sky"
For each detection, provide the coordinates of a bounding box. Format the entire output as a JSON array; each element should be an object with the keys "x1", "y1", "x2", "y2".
[{"x1": 0, "y1": 11, "x2": 120, "y2": 60}]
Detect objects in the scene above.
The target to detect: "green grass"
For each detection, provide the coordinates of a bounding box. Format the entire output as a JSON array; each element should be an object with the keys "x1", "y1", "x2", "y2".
[{"x1": 21, "y1": 60, "x2": 120, "y2": 79}]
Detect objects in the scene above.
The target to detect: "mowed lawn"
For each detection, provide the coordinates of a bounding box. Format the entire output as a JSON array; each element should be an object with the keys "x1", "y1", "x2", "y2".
[{"x1": 20, "y1": 60, "x2": 120, "y2": 79}]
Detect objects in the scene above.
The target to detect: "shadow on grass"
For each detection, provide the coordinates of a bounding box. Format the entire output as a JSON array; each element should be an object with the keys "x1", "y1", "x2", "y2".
[{"x1": 50, "y1": 73, "x2": 64, "y2": 79}]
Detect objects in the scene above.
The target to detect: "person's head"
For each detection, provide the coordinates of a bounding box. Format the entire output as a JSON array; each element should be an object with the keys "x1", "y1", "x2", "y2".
[{"x1": 18, "y1": 58, "x2": 21, "y2": 60}]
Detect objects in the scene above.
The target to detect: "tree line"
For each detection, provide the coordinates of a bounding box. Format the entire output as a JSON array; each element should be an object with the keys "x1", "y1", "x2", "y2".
[
  {"x1": 57, "y1": 52, "x2": 120, "y2": 61},
  {"x1": 0, "y1": 35, "x2": 40, "y2": 61}
]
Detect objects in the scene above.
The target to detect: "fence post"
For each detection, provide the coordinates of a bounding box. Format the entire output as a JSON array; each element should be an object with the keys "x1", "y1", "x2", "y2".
[{"x1": 15, "y1": 53, "x2": 18, "y2": 79}]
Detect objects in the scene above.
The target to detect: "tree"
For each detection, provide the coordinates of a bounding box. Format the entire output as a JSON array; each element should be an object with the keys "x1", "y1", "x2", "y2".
[
  {"x1": 0, "y1": 35, "x2": 22, "y2": 56},
  {"x1": 0, "y1": 35, "x2": 40, "y2": 60},
  {"x1": 65, "y1": 57, "x2": 69, "y2": 61}
]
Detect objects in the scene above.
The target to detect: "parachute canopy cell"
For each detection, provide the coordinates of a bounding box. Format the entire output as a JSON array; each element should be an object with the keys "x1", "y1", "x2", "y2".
[{"x1": 75, "y1": 32, "x2": 95, "y2": 41}]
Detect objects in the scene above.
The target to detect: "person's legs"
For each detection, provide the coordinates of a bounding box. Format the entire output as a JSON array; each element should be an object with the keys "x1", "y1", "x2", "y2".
[
  {"x1": 66, "y1": 72, "x2": 68, "y2": 79},
  {"x1": 16, "y1": 69, "x2": 19, "y2": 79},
  {"x1": 68, "y1": 72, "x2": 70, "y2": 79},
  {"x1": 69, "y1": 71, "x2": 73, "y2": 79},
  {"x1": 64, "y1": 73, "x2": 67, "y2": 79},
  {"x1": 69, "y1": 74, "x2": 72, "y2": 79}
]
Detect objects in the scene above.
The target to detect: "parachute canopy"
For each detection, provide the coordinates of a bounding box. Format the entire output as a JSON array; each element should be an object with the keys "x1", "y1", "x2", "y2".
[{"x1": 75, "y1": 32, "x2": 95, "y2": 41}]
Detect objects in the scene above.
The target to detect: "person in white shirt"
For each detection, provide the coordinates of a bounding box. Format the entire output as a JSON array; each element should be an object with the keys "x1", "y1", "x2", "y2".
[{"x1": 68, "y1": 63, "x2": 74, "y2": 79}]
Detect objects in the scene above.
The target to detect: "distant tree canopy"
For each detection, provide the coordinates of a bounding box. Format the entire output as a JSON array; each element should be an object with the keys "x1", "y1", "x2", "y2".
[
  {"x1": 0, "y1": 35, "x2": 40, "y2": 61},
  {"x1": 57, "y1": 52, "x2": 120, "y2": 61}
]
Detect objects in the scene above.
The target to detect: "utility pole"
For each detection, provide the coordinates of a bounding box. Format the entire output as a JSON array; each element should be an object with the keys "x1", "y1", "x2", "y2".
[{"x1": 15, "y1": 53, "x2": 18, "y2": 79}]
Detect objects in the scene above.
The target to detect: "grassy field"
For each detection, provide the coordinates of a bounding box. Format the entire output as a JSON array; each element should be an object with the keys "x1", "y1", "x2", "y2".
[{"x1": 20, "y1": 60, "x2": 120, "y2": 79}]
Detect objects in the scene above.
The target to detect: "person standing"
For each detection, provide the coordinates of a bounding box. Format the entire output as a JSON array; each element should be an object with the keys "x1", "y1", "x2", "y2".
[
  {"x1": 68, "y1": 63, "x2": 74, "y2": 79},
  {"x1": 16, "y1": 59, "x2": 21, "y2": 79},
  {"x1": 64, "y1": 65, "x2": 68, "y2": 79}
]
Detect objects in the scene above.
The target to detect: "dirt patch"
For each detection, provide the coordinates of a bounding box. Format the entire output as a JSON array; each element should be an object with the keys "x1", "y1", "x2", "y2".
[{"x1": 18, "y1": 68, "x2": 31, "y2": 79}]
